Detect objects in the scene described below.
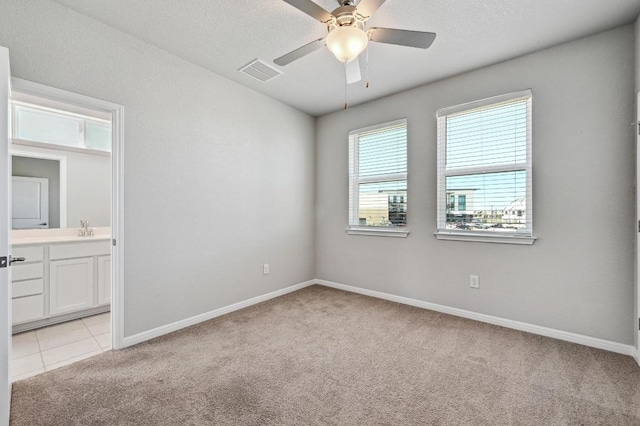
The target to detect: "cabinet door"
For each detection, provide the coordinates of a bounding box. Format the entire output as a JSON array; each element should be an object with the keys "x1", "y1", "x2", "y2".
[
  {"x1": 49, "y1": 257, "x2": 94, "y2": 316},
  {"x1": 97, "y1": 255, "x2": 111, "y2": 306}
]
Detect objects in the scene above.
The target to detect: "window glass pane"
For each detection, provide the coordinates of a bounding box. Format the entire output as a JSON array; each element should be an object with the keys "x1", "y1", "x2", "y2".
[
  {"x1": 358, "y1": 125, "x2": 407, "y2": 178},
  {"x1": 85, "y1": 123, "x2": 112, "y2": 151},
  {"x1": 17, "y1": 108, "x2": 82, "y2": 147},
  {"x1": 446, "y1": 100, "x2": 527, "y2": 170},
  {"x1": 445, "y1": 171, "x2": 526, "y2": 231},
  {"x1": 458, "y1": 195, "x2": 466, "y2": 211},
  {"x1": 358, "y1": 180, "x2": 407, "y2": 227}
]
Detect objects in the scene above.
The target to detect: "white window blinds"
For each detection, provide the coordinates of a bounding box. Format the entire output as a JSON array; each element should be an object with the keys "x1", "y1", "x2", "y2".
[
  {"x1": 436, "y1": 90, "x2": 532, "y2": 238},
  {"x1": 349, "y1": 119, "x2": 407, "y2": 229}
]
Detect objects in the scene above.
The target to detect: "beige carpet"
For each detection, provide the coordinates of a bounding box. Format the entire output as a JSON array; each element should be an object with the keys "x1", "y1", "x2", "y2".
[{"x1": 10, "y1": 285, "x2": 640, "y2": 425}]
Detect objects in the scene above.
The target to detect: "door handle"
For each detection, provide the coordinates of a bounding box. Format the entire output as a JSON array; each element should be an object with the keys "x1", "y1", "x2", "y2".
[{"x1": 9, "y1": 256, "x2": 26, "y2": 265}]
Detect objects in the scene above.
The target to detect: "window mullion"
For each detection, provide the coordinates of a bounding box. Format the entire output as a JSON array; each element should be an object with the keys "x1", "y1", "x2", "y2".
[
  {"x1": 356, "y1": 173, "x2": 407, "y2": 185},
  {"x1": 443, "y1": 164, "x2": 528, "y2": 178}
]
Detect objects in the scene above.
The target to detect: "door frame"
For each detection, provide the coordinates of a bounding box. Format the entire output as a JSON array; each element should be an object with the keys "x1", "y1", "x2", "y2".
[{"x1": 10, "y1": 78, "x2": 125, "y2": 350}]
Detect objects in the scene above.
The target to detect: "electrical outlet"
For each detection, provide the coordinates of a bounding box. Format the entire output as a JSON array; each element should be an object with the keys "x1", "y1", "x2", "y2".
[
  {"x1": 263, "y1": 264, "x2": 270, "y2": 275},
  {"x1": 469, "y1": 275, "x2": 479, "y2": 289}
]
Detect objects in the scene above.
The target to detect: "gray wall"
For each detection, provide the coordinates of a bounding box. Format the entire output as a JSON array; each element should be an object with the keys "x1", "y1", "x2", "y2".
[
  {"x1": 0, "y1": 0, "x2": 316, "y2": 337},
  {"x1": 316, "y1": 26, "x2": 636, "y2": 345},
  {"x1": 636, "y1": 17, "x2": 640, "y2": 91},
  {"x1": 12, "y1": 155, "x2": 60, "y2": 228},
  {"x1": 12, "y1": 146, "x2": 111, "y2": 228}
]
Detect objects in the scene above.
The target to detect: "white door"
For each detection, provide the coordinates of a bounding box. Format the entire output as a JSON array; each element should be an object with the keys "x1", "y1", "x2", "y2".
[
  {"x1": 0, "y1": 46, "x2": 12, "y2": 425},
  {"x1": 12, "y1": 176, "x2": 49, "y2": 229},
  {"x1": 637, "y1": 91, "x2": 640, "y2": 365}
]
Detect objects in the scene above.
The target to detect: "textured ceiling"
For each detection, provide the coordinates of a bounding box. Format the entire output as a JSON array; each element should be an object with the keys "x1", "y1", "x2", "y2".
[{"x1": 49, "y1": 0, "x2": 640, "y2": 116}]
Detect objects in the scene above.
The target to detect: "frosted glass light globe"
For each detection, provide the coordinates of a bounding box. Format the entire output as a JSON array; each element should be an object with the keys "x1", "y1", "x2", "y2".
[{"x1": 326, "y1": 25, "x2": 368, "y2": 63}]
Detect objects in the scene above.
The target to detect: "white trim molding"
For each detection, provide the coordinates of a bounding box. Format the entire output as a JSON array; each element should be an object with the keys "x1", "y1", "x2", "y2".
[
  {"x1": 122, "y1": 280, "x2": 316, "y2": 348},
  {"x1": 315, "y1": 279, "x2": 636, "y2": 357},
  {"x1": 110, "y1": 104, "x2": 124, "y2": 350},
  {"x1": 346, "y1": 227, "x2": 409, "y2": 238},
  {"x1": 434, "y1": 231, "x2": 536, "y2": 245}
]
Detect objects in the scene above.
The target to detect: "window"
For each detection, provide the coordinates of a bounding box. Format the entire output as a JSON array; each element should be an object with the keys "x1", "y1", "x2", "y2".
[
  {"x1": 458, "y1": 195, "x2": 466, "y2": 212},
  {"x1": 12, "y1": 101, "x2": 111, "y2": 152},
  {"x1": 348, "y1": 119, "x2": 409, "y2": 237},
  {"x1": 436, "y1": 90, "x2": 534, "y2": 244}
]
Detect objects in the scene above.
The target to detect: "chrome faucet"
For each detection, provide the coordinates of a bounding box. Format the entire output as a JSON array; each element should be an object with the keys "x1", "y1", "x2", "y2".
[{"x1": 78, "y1": 220, "x2": 94, "y2": 237}]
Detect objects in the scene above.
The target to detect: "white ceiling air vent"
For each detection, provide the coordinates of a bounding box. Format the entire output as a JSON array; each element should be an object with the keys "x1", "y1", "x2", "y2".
[{"x1": 239, "y1": 59, "x2": 282, "y2": 83}]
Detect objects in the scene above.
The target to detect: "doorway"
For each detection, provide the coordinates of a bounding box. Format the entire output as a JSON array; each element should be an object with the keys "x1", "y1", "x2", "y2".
[{"x1": 8, "y1": 79, "x2": 124, "y2": 380}]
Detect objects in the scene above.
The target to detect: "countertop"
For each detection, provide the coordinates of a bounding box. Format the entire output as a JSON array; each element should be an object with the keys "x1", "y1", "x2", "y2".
[{"x1": 12, "y1": 228, "x2": 111, "y2": 246}]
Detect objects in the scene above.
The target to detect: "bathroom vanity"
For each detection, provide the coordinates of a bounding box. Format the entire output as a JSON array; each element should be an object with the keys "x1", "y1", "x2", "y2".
[{"x1": 11, "y1": 228, "x2": 111, "y2": 333}]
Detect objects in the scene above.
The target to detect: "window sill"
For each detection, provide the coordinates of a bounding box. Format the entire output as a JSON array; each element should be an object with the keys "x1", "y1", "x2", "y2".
[
  {"x1": 346, "y1": 227, "x2": 410, "y2": 238},
  {"x1": 12, "y1": 138, "x2": 111, "y2": 157},
  {"x1": 434, "y1": 231, "x2": 536, "y2": 245}
]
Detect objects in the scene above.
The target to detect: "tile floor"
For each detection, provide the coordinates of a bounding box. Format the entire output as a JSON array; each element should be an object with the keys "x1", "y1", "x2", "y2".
[{"x1": 11, "y1": 313, "x2": 111, "y2": 382}]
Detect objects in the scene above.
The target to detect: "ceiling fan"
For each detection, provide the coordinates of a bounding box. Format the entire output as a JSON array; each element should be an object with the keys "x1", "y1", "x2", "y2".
[{"x1": 274, "y1": 0, "x2": 436, "y2": 84}]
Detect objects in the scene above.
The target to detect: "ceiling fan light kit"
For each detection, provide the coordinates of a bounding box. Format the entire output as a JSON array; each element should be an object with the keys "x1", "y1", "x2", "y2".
[
  {"x1": 325, "y1": 24, "x2": 368, "y2": 63},
  {"x1": 276, "y1": 0, "x2": 436, "y2": 107}
]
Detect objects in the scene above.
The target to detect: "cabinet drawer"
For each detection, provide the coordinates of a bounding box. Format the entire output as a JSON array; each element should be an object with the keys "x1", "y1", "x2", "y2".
[
  {"x1": 50, "y1": 241, "x2": 110, "y2": 260},
  {"x1": 12, "y1": 263, "x2": 44, "y2": 281},
  {"x1": 12, "y1": 279, "x2": 44, "y2": 298},
  {"x1": 11, "y1": 246, "x2": 44, "y2": 262},
  {"x1": 13, "y1": 294, "x2": 44, "y2": 324}
]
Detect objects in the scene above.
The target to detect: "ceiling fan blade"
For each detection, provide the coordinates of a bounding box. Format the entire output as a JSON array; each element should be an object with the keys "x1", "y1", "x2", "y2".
[
  {"x1": 356, "y1": 0, "x2": 386, "y2": 18},
  {"x1": 281, "y1": 0, "x2": 333, "y2": 23},
  {"x1": 345, "y1": 58, "x2": 361, "y2": 84},
  {"x1": 369, "y1": 28, "x2": 436, "y2": 49},
  {"x1": 274, "y1": 38, "x2": 326, "y2": 66}
]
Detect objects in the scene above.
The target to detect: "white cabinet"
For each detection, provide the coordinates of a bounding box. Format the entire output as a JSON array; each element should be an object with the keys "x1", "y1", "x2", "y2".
[
  {"x1": 11, "y1": 246, "x2": 45, "y2": 324},
  {"x1": 11, "y1": 241, "x2": 110, "y2": 330},
  {"x1": 97, "y1": 255, "x2": 111, "y2": 306},
  {"x1": 49, "y1": 257, "x2": 94, "y2": 316}
]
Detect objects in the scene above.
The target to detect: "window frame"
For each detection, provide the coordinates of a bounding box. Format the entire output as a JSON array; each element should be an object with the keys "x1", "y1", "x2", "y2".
[
  {"x1": 347, "y1": 118, "x2": 409, "y2": 238},
  {"x1": 435, "y1": 90, "x2": 536, "y2": 245},
  {"x1": 11, "y1": 101, "x2": 112, "y2": 154}
]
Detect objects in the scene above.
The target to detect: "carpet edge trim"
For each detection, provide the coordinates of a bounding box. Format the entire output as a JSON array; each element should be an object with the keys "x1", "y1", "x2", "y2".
[
  {"x1": 315, "y1": 279, "x2": 635, "y2": 357},
  {"x1": 121, "y1": 279, "x2": 316, "y2": 348}
]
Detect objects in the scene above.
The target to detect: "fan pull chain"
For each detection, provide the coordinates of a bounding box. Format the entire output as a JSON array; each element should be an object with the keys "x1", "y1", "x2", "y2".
[
  {"x1": 344, "y1": 62, "x2": 349, "y2": 110},
  {"x1": 365, "y1": 44, "x2": 370, "y2": 89}
]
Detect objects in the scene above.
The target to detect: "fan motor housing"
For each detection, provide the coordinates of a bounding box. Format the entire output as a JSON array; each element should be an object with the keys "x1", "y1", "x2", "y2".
[{"x1": 331, "y1": 5, "x2": 359, "y2": 26}]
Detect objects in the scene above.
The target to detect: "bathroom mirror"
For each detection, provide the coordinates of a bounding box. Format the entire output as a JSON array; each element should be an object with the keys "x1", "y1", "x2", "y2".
[
  {"x1": 11, "y1": 148, "x2": 111, "y2": 230},
  {"x1": 10, "y1": 92, "x2": 112, "y2": 231}
]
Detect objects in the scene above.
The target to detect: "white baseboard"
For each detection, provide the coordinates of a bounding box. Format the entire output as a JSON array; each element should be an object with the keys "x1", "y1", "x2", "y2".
[
  {"x1": 122, "y1": 280, "x2": 315, "y2": 348},
  {"x1": 316, "y1": 279, "x2": 636, "y2": 357}
]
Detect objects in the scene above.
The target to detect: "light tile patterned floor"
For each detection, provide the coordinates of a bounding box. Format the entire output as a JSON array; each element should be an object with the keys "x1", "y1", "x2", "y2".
[{"x1": 11, "y1": 313, "x2": 111, "y2": 382}]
